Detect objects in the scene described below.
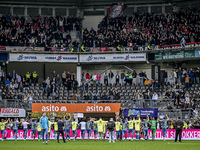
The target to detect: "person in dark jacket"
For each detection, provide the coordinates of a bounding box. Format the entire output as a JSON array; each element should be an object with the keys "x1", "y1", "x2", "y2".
[
  {"x1": 57, "y1": 118, "x2": 66, "y2": 143},
  {"x1": 108, "y1": 118, "x2": 115, "y2": 143},
  {"x1": 175, "y1": 117, "x2": 184, "y2": 143},
  {"x1": 163, "y1": 70, "x2": 168, "y2": 85}
]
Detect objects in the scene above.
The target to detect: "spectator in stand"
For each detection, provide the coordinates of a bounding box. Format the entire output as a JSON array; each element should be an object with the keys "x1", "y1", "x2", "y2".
[
  {"x1": 174, "y1": 92, "x2": 180, "y2": 109},
  {"x1": 92, "y1": 73, "x2": 97, "y2": 85},
  {"x1": 91, "y1": 91, "x2": 99, "y2": 103},
  {"x1": 32, "y1": 71, "x2": 38, "y2": 85},
  {"x1": 188, "y1": 68, "x2": 195, "y2": 83},
  {"x1": 152, "y1": 92, "x2": 158, "y2": 107},
  {"x1": 177, "y1": 68, "x2": 182, "y2": 83},
  {"x1": 121, "y1": 71, "x2": 125, "y2": 85},
  {"x1": 66, "y1": 71, "x2": 71, "y2": 80},
  {"x1": 169, "y1": 72, "x2": 174, "y2": 85},
  {"x1": 5, "y1": 78, "x2": 10, "y2": 86},
  {"x1": 167, "y1": 103, "x2": 173, "y2": 119},
  {"x1": 17, "y1": 92, "x2": 23, "y2": 108},
  {"x1": 109, "y1": 70, "x2": 114, "y2": 84},
  {"x1": 42, "y1": 80, "x2": 47, "y2": 95},
  {"x1": 185, "y1": 75, "x2": 190, "y2": 90},
  {"x1": 67, "y1": 78, "x2": 72, "y2": 91},
  {"x1": 28, "y1": 94, "x2": 33, "y2": 109},
  {"x1": 17, "y1": 75, "x2": 21, "y2": 83},
  {"x1": 144, "y1": 78, "x2": 150, "y2": 85},
  {"x1": 132, "y1": 70, "x2": 137, "y2": 85},
  {"x1": 96, "y1": 72, "x2": 101, "y2": 86},
  {"x1": 104, "y1": 71, "x2": 108, "y2": 86},
  {"x1": 163, "y1": 70, "x2": 168, "y2": 85},
  {"x1": 84, "y1": 93, "x2": 90, "y2": 102},
  {"x1": 51, "y1": 84, "x2": 57, "y2": 97},
  {"x1": 180, "y1": 36, "x2": 186, "y2": 48},
  {"x1": 47, "y1": 85, "x2": 51, "y2": 97},
  {"x1": 139, "y1": 71, "x2": 144, "y2": 86},
  {"x1": 135, "y1": 90, "x2": 142, "y2": 108},
  {"x1": 56, "y1": 75, "x2": 60, "y2": 85},
  {"x1": 73, "y1": 78, "x2": 78, "y2": 91},
  {"x1": 62, "y1": 71, "x2": 66, "y2": 83},
  {"x1": 25, "y1": 72, "x2": 31, "y2": 84},
  {"x1": 86, "y1": 71, "x2": 90, "y2": 81},
  {"x1": 11, "y1": 70, "x2": 17, "y2": 82},
  {"x1": 181, "y1": 74, "x2": 185, "y2": 85},
  {"x1": 115, "y1": 71, "x2": 120, "y2": 85},
  {"x1": 24, "y1": 82, "x2": 29, "y2": 90},
  {"x1": 0, "y1": 70, "x2": 4, "y2": 83},
  {"x1": 114, "y1": 88, "x2": 120, "y2": 100}
]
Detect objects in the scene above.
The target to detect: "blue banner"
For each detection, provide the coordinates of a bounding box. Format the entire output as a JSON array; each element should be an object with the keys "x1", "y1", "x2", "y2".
[
  {"x1": 124, "y1": 108, "x2": 158, "y2": 118},
  {"x1": 0, "y1": 53, "x2": 8, "y2": 61},
  {"x1": 195, "y1": 50, "x2": 200, "y2": 57}
]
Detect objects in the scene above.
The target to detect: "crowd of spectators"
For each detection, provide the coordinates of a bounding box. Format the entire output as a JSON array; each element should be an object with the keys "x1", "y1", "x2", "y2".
[
  {"x1": 0, "y1": 14, "x2": 81, "y2": 49},
  {"x1": 83, "y1": 9, "x2": 200, "y2": 49},
  {"x1": 0, "y1": 66, "x2": 200, "y2": 121}
]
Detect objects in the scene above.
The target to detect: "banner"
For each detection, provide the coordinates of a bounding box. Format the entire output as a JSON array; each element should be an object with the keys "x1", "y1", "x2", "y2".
[
  {"x1": 32, "y1": 103, "x2": 121, "y2": 113},
  {"x1": 154, "y1": 50, "x2": 195, "y2": 60},
  {"x1": 0, "y1": 108, "x2": 26, "y2": 117},
  {"x1": 9, "y1": 53, "x2": 78, "y2": 62},
  {"x1": 80, "y1": 53, "x2": 146, "y2": 62},
  {"x1": 124, "y1": 108, "x2": 158, "y2": 118},
  {"x1": 108, "y1": 4, "x2": 125, "y2": 18},
  {"x1": 0, "y1": 53, "x2": 8, "y2": 61},
  {"x1": 7, "y1": 46, "x2": 33, "y2": 52},
  {"x1": 1, "y1": 129, "x2": 200, "y2": 140},
  {"x1": 195, "y1": 49, "x2": 200, "y2": 57}
]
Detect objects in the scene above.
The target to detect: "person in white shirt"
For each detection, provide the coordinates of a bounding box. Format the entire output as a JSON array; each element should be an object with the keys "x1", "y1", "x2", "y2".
[
  {"x1": 180, "y1": 36, "x2": 186, "y2": 47},
  {"x1": 92, "y1": 73, "x2": 97, "y2": 85},
  {"x1": 80, "y1": 120, "x2": 86, "y2": 141},
  {"x1": 152, "y1": 92, "x2": 158, "y2": 107},
  {"x1": 22, "y1": 119, "x2": 29, "y2": 141}
]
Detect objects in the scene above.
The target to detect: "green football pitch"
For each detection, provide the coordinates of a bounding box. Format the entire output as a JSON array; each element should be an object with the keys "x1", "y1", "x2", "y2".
[{"x1": 1, "y1": 140, "x2": 199, "y2": 150}]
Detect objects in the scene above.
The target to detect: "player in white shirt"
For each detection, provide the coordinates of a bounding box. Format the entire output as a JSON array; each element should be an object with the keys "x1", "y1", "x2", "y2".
[
  {"x1": 79, "y1": 120, "x2": 86, "y2": 141},
  {"x1": 21, "y1": 119, "x2": 29, "y2": 141}
]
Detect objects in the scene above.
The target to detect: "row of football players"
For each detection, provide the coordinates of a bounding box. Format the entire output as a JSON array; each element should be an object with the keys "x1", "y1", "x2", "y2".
[{"x1": 0, "y1": 114, "x2": 170, "y2": 141}]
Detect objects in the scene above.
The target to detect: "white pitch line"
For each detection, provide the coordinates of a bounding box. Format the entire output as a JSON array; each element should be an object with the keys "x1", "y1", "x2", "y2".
[{"x1": 167, "y1": 142, "x2": 200, "y2": 145}]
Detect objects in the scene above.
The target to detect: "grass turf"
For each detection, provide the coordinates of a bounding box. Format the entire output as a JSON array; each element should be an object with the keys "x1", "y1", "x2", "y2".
[{"x1": 1, "y1": 140, "x2": 199, "y2": 150}]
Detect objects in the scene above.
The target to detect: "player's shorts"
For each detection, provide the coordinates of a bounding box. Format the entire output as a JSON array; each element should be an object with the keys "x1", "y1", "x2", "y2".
[
  {"x1": 128, "y1": 129, "x2": 133, "y2": 134},
  {"x1": 162, "y1": 127, "x2": 167, "y2": 133},
  {"x1": 1, "y1": 130, "x2": 5, "y2": 135},
  {"x1": 13, "y1": 129, "x2": 18, "y2": 134},
  {"x1": 93, "y1": 130, "x2": 98, "y2": 135},
  {"x1": 122, "y1": 130, "x2": 127, "y2": 135},
  {"x1": 37, "y1": 131, "x2": 41, "y2": 135},
  {"x1": 31, "y1": 129, "x2": 36, "y2": 134},
  {"x1": 72, "y1": 130, "x2": 77, "y2": 134},
  {"x1": 116, "y1": 131, "x2": 121, "y2": 135},
  {"x1": 23, "y1": 128, "x2": 28, "y2": 134},
  {"x1": 87, "y1": 129, "x2": 91, "y2": 134},
  {"x1": 143, "y1": 129, "x2": 148, "y2": 135},
  {"x1": 65, "y1": 128, "x2": 70, "y2": 134},
  {"x1": 54, "y1": 130, "x2": 58, "y2": 134},
  {"x1": 81, "y1": 129, "x2": 85, "y2": 134}
]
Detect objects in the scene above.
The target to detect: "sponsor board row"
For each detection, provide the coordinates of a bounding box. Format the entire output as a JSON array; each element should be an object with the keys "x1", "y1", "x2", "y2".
[
  {"x1": 0, "y1": 108, "x2": 26, "y2": 117},
  {"x1": 2, "y1": 129, "x2": 200, "y2": 140},
  {"x1": 9, "y1": 53, "x2": 146, "y2": 62},
  {"x1": 32, "y1": 103, "x2": 121, "y2": 113}
]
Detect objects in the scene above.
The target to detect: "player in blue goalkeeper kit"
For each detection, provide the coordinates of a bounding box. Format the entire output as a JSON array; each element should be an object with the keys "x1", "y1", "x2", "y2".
[
  {"x1": 64, "y1": 114, "x2": 71, "y2": 141},
  {"x1": 162, "y1": 114, "x2": 169, "y2": 141},
  {"x1": 121, "y1": 119, "x2": 128, "y2": 141},
  {"x1": 12, "y1": 118, "x2": 19, "y2": 141},
  {"x1": 86, "y1": 119, "x2": 92, "y2": 141},
  {"x1": 40, "y1": 112, "x2": 49, "y2": 144},
  {"x1": 142, "y1": 116, "x2": 149, "y2": 141},
  {"x1": 30, "y1": 120, "x2": 37, "y2": 140}
]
